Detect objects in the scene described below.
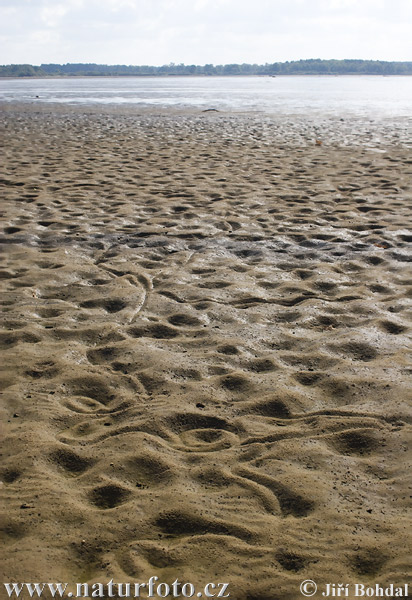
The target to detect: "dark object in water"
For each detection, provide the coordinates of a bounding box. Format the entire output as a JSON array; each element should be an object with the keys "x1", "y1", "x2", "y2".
[{"x1": 202, "y1": 108, "x2": 219, "y2": 112}]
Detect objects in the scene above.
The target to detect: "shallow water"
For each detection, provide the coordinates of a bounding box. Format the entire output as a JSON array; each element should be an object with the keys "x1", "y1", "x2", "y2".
[{"x1": 1, "y1": 75, "x2": 412, "y2": 116}]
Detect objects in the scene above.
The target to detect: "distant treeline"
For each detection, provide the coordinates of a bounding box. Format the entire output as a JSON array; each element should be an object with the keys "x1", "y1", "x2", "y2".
[{"x1": 1, "y1": 59, "x2": 412, "y2": 77}]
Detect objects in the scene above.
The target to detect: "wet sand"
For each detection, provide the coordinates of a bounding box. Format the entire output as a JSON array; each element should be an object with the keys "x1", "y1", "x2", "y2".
[{"x1": 1, "y1": 104, "x2": 412, "y2": 598}]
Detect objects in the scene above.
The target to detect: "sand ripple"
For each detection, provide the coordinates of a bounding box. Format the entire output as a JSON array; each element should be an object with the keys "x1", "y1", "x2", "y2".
[{"x1": 1, "y1": 105, "x2": 411, "y2": 595}]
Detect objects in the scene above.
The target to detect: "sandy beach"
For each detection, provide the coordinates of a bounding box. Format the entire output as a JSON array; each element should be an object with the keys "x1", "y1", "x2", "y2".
[{"x1": 1, "y1": 104, "x2": 411, "y2": 598}]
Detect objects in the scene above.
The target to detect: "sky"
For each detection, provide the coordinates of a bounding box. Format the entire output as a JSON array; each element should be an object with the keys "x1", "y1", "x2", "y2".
[{"x1": 0, "y1": 0, "x2": 411, "y2": 66}]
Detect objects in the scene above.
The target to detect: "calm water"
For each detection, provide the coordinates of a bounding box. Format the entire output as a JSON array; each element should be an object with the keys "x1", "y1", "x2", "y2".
[{"x1": 1, "y1": 76, "x2": 411, "y2": 116}]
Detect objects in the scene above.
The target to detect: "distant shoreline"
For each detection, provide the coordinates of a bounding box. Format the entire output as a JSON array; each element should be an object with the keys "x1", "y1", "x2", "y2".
[{"x1": 2, "y1": 59, "x2": 412, "y2": 78}]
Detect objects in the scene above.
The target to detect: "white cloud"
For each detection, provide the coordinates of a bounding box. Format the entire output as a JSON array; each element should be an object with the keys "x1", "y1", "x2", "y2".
[
  {"x1": 40, "y1": 4, "x2": 68, "y2": 27},
  {"x1": 30, "y1": 29, "x2": 60, "y2": 44},
  {"x1": 0, "y1": 0, "x2": 411, "y2": 65}
]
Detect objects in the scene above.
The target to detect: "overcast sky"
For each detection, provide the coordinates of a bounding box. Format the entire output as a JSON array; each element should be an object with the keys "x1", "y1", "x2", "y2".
[{"x1": 1, "y1": 0, "x2": 411, "y2": 66}]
